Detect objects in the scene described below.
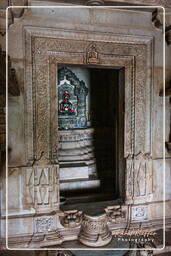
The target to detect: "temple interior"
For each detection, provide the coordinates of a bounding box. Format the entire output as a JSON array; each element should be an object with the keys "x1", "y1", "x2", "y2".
[{"x1": 58, "y1": 66, "x2": 125, "y2": 212}]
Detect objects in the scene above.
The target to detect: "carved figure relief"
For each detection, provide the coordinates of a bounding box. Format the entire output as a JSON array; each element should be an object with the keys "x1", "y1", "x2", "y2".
[
  {"x1": 85, "y1": 43, "x2": 99, "y2": 64},
  {"x1": 59, "y1": 91, "x2": 76, "y2": 116}
]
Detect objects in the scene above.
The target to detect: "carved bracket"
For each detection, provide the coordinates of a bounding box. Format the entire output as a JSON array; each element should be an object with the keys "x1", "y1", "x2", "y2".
[
  {"x1": 105, "y1": 205, "x2": 126, "y2": 223},
  {"x1": 59, "y1": 210, "x2": 83, "y2": 228}
]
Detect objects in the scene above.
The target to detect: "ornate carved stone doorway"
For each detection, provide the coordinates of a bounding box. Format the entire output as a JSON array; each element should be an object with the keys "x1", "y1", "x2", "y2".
[{"x1": 6, "y1": 26, "x2": 153, "y2": 248}]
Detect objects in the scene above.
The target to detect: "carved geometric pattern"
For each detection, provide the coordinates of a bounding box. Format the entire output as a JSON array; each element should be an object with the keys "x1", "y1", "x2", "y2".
[
  {"x1": 35, "y1": 216, "x2": 54, "y2": 233},
  {"x1": 126, "y1": 153, "x2": 153, "y2": 198},
  {"x1": 25, "y1": 166, "x2": 59, "y2": 212},
  {"x1": 132, "y1": 206, "x2": 148, "y2": 221}
]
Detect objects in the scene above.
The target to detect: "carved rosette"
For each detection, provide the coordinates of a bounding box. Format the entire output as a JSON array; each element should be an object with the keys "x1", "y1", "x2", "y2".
[{"x1": 78, "y1": 214, "x2": 112, "y2": 247}]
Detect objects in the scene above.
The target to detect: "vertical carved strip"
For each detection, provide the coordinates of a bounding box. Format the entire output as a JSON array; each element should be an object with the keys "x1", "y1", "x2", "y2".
[
  {"x1": 24, "y1": 30, "x2": 34, "y2": 164},
  {"x1": 145, "y1": 40, "x2": 153, "y2": 154},
  {"x1": 49, "y1": 57, "x2": 58, "y2": 163},
  {"x1": 124, "y1": 66, "x2": 133, "y2": 157},
  {"x1": 134, "y1": 46, "x2": 147, "y2": 154},
  {"x1": 35, "y1": 61, "x2": 49, "y2": 162}
]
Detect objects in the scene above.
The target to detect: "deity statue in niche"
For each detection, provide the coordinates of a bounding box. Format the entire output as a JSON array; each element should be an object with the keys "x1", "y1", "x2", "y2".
[
  {"x1": 58, "y1": 67, "x2": 88, "y2": 130},
  {"x1": 59, "y1": 91, "x2": 75, "y2": 116}
]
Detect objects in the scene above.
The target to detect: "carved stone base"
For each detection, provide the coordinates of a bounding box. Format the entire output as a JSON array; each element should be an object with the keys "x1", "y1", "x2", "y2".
[{"x1": 78, "y1": 213, "x2": 112, "y2": 247}]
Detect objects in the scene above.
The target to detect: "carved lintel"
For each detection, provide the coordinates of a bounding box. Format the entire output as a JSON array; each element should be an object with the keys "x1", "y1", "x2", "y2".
[
  {"x1": 59, "y1": 210, "x2": 83, "y2": 228},
  {"x1": 84, "y1": 43, "x2": 99, "y2": 64}
]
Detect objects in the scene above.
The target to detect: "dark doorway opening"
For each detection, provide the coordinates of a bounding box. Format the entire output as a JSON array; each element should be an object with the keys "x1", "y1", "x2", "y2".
[{"x1": 58, "y1": 65, "x2": 125, "y2": 214}]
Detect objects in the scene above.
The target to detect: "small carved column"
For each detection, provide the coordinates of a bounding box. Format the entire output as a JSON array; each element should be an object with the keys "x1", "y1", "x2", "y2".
[{"x1": 78, "y1": 213, "x2": 112, "y2": 247}]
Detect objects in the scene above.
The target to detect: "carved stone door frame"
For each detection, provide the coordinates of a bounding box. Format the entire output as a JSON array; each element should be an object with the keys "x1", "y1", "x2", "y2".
[{"x1": 24, "y1": 26, "x2": 153, "y2": 212}]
